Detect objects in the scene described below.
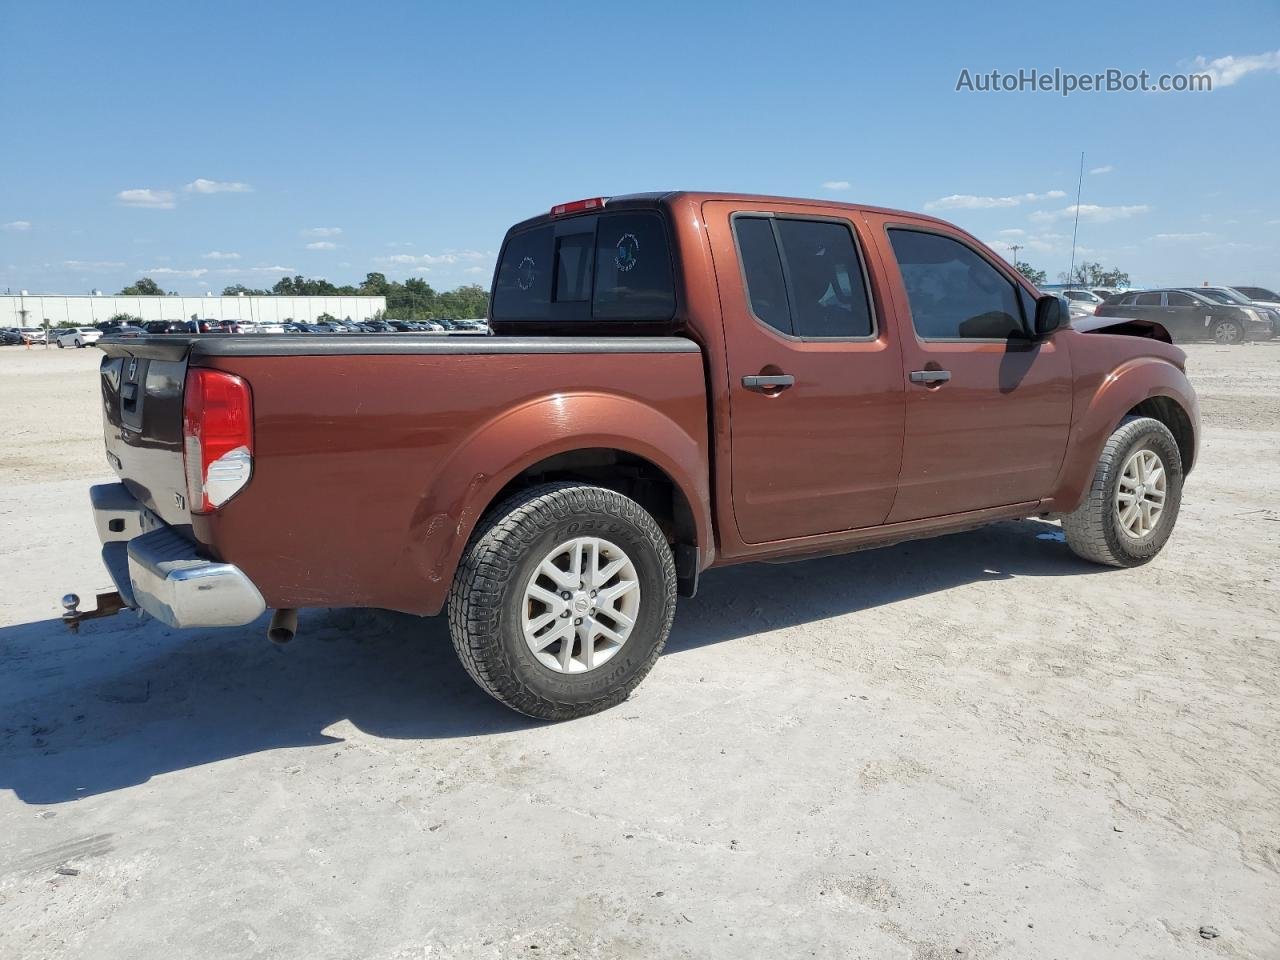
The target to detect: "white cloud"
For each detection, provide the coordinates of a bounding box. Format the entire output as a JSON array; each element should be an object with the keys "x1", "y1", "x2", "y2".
[
  {"x1": 924, "y1": 190, "x2": 1065, "y2": 211},
  {"x1": 185, "y1": 178, "x2": 252, "y2": 194},
  {"x1": 463, "y1": 266, "x2": 486, "y2": 274},
  {"x1": 821, "y1": 180, "x2": 851, "y2": 191},
  {"x1": 1029, "y1": 204, "x2": 1151, "y2": 224},
  {"x1": 302, "y1": 227, "x2": 342, "y2": 238},
  {"x1": 1151, "y1": 232, "x2": 1215, "y2": 242},
  {"x1": 2, "y1": 220, "x2": 31, "y2": 232},
  {"x1": 117, "y1": 188, "x2": 176, "y2": 209},
  {"x1": 1188, "y1": 49, "x2": 1280, "y2": 88},
  {"x1": 985, "y1": 231, "x2": 1067, "y2": 255},
  {"x1": 249, "y1": 265, "x2": 295, "y2": 274},
  {"x1": 1089, "y1": 165, "x2": 1114, "y2": 175},
  {"x1": 146, "y1": 267, "x2": 209, "y2": 278},
  {"x1": 377, "y1": 249, "x2": 492, "y2": 269},
  {"x1": 203, "y1": 251, "x2": 240, "y2": 261},
  {"x1": 306, "y1": 241, "x2": 337, "y2": 250},
  {"x1": 63, "y1": 259, "x2": 126, "y2": 271}
]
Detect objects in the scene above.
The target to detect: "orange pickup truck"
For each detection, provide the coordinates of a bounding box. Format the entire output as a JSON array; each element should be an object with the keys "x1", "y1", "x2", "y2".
[{"x1": 77, "y1": 191, "x2": 1199, "y2": 719}]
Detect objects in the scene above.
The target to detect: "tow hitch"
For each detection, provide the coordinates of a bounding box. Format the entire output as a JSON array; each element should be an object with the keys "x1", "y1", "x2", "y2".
[{"x1": 61, "y1": 592, "x2": 129, "y2": 633}]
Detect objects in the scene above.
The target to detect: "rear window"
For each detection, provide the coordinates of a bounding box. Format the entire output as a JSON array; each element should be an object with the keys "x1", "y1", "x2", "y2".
[{"x1": 492, "y1": 211, "x2": 676, "y2": 325}]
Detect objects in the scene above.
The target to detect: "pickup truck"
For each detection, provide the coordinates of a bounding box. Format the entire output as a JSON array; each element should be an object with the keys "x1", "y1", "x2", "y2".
[{"x1": 74, "y1": 191, "x2": 1199, "y2": 720}]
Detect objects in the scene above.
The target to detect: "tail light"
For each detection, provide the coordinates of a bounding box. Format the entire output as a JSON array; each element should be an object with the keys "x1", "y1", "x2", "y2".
[{"x1": 182, "y1": 368, "x2": 253, "y2": 514}]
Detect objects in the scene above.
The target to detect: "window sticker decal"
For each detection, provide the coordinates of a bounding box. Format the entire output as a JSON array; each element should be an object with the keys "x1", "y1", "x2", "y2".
[
  {"x1": 516, "y1": 256, "x2": 537, "y2": 291},
  {"x1": 614, "y1": 233, "x2": 640, "y2": 273}
]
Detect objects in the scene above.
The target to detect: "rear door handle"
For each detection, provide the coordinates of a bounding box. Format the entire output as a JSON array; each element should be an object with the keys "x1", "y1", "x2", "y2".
[
  {"x1": 909, "y1": 370, "x2": 951, "y2": 385},
  {"x1": 742, "y1": 374, "x2": 795, "y2": 392}
]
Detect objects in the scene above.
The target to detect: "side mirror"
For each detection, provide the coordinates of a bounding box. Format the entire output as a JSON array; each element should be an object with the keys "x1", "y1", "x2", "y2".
[{"x1": 1034, "y1": 294, "x2": 1066, "y2": 337}]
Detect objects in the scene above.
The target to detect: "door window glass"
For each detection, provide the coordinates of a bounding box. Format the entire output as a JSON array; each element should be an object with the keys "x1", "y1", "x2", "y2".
[{"x1": 887, "y1": 229, "x2": 1024, "y2": 339}]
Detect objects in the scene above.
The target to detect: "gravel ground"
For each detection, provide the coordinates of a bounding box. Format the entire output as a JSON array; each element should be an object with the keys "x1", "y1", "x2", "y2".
[{"x1": 1, "y1": 342, "x2": 1277, "y2": 959}]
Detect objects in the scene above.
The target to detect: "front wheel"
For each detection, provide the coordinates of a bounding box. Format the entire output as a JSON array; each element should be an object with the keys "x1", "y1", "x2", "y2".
[
  {"x1": 1212, "y1": 318, "x2": 1243, "y2": 344},
  {"x1": 1062, "y1": 416, "x2": 1184, "y2": 567},
  {"x1": 57, "y1": 341, "x2": 64, "y2": 349},
  {"x1": 448, "y1": 482, "x2": 677, "y2": 720}
]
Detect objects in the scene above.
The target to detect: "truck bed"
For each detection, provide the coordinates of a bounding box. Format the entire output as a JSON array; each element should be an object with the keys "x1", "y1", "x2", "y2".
[{"x1": 97, "y1": 334, "x2": 709, "y2": 615}]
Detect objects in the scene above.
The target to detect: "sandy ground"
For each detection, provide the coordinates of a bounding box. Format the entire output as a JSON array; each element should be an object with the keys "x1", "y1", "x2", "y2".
[{"x1": 0, "y1": 342, "x2": 1277, "y2": 960}]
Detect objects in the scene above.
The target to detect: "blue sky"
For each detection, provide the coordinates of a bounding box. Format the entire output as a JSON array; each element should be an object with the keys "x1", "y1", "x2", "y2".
[{"x1": 3, "y1": 0, "x2": 1278, "y2": 295}]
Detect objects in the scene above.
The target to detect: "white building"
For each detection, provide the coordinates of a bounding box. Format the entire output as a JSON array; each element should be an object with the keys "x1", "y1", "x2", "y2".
[{"x1": 1, "y1": 294, "x2": 387, "y2": 327}]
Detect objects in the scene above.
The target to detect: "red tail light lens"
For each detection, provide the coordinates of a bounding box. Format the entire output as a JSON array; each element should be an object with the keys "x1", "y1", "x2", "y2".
[{"x1": 182, "y1": 368, "x2": 253, "y2": 514}]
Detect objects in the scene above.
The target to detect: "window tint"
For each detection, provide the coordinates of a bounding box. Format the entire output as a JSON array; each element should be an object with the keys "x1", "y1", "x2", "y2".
[
  {"x1": 1135, "y1": 292, "x2": 1162, "y2": 306},
  {"x1": 593, "y1": 213, "x2": 676, "y2": 321},
  {"x1": 775, "y1": 219, "x2": 874, "y2": 338},
  {"x1": 492, "y1": 224, "x2": 553, "y2": 320},
  {"x1": 1166, "y1": 291, "x2": 1195, "y2": 306},
  {"x1": 554, "y1": 233, "x2": 594, "y2": 302},
  {"x1": 887, "y1": 230, "x2": 1024, "y2": 339},
  {"x1": 1121, "y1": 294, "x2": 1139, "y2": 305},
  {"x1": 492, "y1": 213, "x2": 676, "y2": 325},
  {"x1": 733, "y1": 217, "x2": 791, "y2": 334},
  {"x1": 733, "y1": 216, "x2": 874, "y2": 338}
]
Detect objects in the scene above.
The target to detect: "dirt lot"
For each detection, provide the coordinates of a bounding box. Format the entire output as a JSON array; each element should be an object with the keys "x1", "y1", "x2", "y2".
[{"x1": 1, "y1": 342, "x2": 1277, "y2": 960}]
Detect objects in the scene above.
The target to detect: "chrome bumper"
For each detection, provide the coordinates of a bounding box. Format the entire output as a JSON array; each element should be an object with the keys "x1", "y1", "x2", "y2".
[{"x1": 90, "y1": 482, "x2": 266, "y2": 629}]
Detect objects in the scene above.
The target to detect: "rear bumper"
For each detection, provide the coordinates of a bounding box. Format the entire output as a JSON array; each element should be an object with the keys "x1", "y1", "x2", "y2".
[{"x1": 91, "y1": 482, "x2": 266, "y2": 628}]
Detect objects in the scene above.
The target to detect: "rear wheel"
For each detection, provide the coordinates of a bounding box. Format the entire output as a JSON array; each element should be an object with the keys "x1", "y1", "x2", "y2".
[
  {"x1": 448, "y1": 482, "x2": 677, "y2": 720},
  {"x1": 1062, "y1": 416, "x2": 1183, "y2": 567},
  {"x1": 1212, "y1": 318, "x2": 1243, "y2": 344},
  {"x1": 57, "y1": 340, "x2": 64, "y2": 349}
]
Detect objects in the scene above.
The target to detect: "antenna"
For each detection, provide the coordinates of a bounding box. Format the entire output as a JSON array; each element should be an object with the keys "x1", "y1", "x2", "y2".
[{"x1": 1067, "y1": 151, "x2": 1085, "y2": 284}]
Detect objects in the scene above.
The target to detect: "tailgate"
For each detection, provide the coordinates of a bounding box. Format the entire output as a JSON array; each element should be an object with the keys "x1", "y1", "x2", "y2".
[{"x1": 98, "y1": 337, "x2": 194, "y2": 531}]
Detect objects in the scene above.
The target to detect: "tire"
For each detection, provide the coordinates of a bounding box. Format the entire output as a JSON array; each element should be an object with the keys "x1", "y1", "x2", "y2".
[
  {"x1": 75, "y1": 339, "x2": 84, "y2": 348},
  {"x1": 1062, "y1": 416, "x2": 1183, "y2": 567},
  {"x1": 1212, "y1": 318, "x2": 1243, "y2": 344},
  {"x1": 448, "y1": 482, "x2": 677, "y2": 720},
  {"x1": 57, "y1": 341, "x2": 64, "y2": 349}
]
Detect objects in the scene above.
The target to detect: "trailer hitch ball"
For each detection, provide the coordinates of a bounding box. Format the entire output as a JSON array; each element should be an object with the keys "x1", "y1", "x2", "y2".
[{"x1": 62, "y1": 594, "x2": 82, "y2": 632}]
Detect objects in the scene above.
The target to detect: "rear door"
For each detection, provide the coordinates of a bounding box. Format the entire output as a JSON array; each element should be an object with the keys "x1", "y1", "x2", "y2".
[
  {"x1": 703, "y1": 200, "x2": 905, "y2": 543},
  {"x1": 871, "y1": 215, "x2": 1073, "y2": 522}
]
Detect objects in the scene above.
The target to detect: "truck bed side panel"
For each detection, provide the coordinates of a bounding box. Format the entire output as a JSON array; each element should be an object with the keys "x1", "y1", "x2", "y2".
[{"x1": 189, "y1": 345, "x2": 708, "y2": 615}]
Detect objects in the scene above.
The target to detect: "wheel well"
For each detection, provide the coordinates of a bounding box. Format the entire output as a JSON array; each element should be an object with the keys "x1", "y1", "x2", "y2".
[
  {"x1": 1127, "y1": 397, "x2": 1195, "y2": 473},
  {"x1": 489, "y1": 448, "x2": 698, "y2": 552}
]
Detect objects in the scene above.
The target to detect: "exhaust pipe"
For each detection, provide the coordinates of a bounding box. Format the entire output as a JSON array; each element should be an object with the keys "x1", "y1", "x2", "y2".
[{"x1": 268, "y1": 608, "x2": 298, "y2": 645}]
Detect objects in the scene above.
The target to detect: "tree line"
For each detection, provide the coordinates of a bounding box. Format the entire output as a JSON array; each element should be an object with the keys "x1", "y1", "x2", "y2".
[
  {"x1": 1012, "y1": 260, "x2": 1131, "y2": 289},
  {"x1": 118, "y1": 272, "x2": 489, "y2": 319}
]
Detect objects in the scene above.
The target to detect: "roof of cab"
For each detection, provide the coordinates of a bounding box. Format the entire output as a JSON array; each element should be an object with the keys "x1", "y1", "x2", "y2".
[{"x1": 504, "y1": 190, "x2": 959, "y2": 235}]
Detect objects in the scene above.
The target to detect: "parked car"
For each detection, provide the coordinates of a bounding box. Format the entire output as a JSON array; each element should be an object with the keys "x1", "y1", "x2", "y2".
[
  {"x1": 1189, "y1": 287, "x2": 1280, "y2": 337},
  {"x1": 55, "y1": 327, "x2": 103, "y2": 348},
  {"x1": 1232, "y1": 285, "x2": 1280, "y2": 306},
  {"x1": 144, "y1": 320, "x2": 194, "y2": 334},
  {"x1": 19, "y1": 326, "x2": 48, "y2": 344},
  {"x1": 1061, "y1": 289, "x2": 1104, "y2": 315},
  {"x1": 1096, "y1": 288, "x2": 1271, "y2": 344},
  {"x1": 362, "y1": 320, "x2": 393, "y2": 332},
  {"x1": 1, "y1": 328, "x2": 23, "y2": 345},
  {"x1": 78, "y1": 190, "x2": 1198, "y2": 720}
]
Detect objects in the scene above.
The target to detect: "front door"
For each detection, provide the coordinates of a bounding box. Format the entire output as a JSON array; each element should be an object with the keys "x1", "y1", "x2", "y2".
[
  {"x1": 871, "y1": 216, "x2": 1073, "y2": 523},
  {"x1": 703, "y1": 200, "x2": 906, "y2": 544}
]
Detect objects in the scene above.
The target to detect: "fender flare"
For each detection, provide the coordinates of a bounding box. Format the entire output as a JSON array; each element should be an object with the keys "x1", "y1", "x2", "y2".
[
  {"x1": 404, "y1": 391, "x2": 712, "y2": 613},
  {"x1": 1048, "y1": 357, "x2": 1199, "y2": 512}
]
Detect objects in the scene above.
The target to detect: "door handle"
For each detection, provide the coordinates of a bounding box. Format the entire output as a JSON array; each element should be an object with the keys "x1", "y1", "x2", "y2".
[
  {"x1": 742, "y1": 374, "x2": 795, "y2": 392},
  {"x1": 909, "y1": 370, "x2": 951, "y2": 385}
]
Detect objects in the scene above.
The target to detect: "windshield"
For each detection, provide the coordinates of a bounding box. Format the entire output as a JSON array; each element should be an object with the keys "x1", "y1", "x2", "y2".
[{"x1": 1202, "y1": 288, "x2": 1250, "y2": 304}]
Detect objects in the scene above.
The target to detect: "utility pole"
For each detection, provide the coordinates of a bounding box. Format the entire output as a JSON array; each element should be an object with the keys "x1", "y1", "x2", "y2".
[{"x1": 1008, "y1": 243, "x2": 1023, "y2": 267}]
